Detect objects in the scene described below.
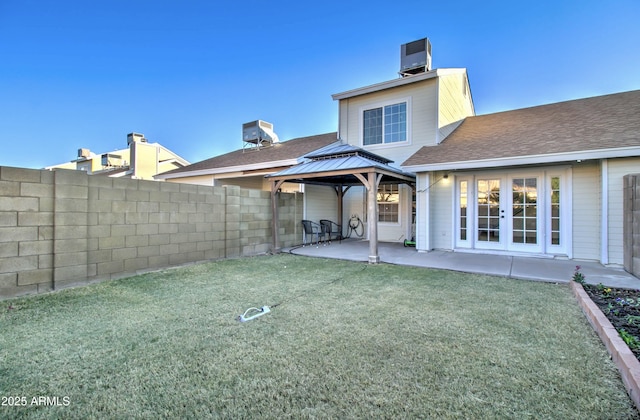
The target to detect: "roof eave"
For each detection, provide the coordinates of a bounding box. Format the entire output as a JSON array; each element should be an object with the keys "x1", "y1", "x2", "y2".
[
  {"x1": 155, "y1": 158, "x2": 301, "y2": 179},
  {"x1": 331, "y1": 69, "x2": 466, "y2": 101},
  {"x1": 402, "y1": 146, "x2": 640, "y2": 172}
]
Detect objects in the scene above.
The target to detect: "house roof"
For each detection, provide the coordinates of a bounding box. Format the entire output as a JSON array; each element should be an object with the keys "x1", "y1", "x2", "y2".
[
  {"x1": 402, "y1": 89, "x2": 640, "y2": 171},
  {"x1": 156, "y1": 132, "x2": 339, "y2": 179}
]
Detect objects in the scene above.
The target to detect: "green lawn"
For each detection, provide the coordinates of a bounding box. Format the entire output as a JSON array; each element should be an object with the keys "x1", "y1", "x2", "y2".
[{"x1": 1, "y1": 254, "x2": 638, "y2": 419}]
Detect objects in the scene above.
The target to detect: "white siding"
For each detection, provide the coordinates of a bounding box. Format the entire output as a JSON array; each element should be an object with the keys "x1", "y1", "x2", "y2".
[
  {"x1": 607, "y1": 157, "x2": 640, "y2": 264},
  {"x1": 430, "y1": 172, "x2": 454, "y2": 249},
  {"x1": 339, "y1": 78, "x2": 438, "y2": 166},
  {"x1": 377, "y1": 184, "x2": 412, "y2": 242},
  {"x1": 304, "y1": 185, "x2": 339, "y2": 224},
  {"x1": 437, "y1": 72, "x2": 475, "y2": 142},
  {"x1": 572, "y1": 161, "x2": 601, "y2": 260},
  {"x1": 340, "y1": 184, "x2": 410, "y2": 242},
  {"x1": 415, "y1": 174, "x2": 429, "y2": 250}
]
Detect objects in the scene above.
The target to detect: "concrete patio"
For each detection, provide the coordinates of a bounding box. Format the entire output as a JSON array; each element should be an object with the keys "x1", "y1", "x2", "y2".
[{"x1": 285, "y1": 239, "x2": 640, "y2": 289}]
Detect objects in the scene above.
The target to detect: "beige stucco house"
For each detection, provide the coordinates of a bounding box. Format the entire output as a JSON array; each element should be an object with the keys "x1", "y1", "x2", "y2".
[{"x1": 46, "y1": 132, "x2": 190, "y2": 180}]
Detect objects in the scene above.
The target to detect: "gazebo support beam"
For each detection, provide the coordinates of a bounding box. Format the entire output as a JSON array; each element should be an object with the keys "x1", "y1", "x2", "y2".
[
  {"x1": 271, "y1": 179, "x2": 286, "y2": 254},
  {"x1": 354, "y1": 172, "x2": 383, "y2": 264}
]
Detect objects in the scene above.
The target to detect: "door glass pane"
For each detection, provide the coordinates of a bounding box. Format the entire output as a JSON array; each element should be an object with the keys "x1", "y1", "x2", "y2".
[
  {"x1": 477, "y1": 179, "x2": 500, "y2": 242},
  {"x1": 512, "y1": 177, "x2": 537, "y2": 244},
  {"x1": 459, "y1": 181, "x2": 467, "y2": 241},
  {"x1": 550, "y1": 177, "x2": 561, "y2": 245}
]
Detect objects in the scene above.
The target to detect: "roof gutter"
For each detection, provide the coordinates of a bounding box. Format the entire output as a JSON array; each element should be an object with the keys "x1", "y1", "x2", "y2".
[
  {"x1": 155, "y1": 158, "x2": 302, "y2": 180},
  {"x1": 402, "y1": 146, "x2": 640, "y2": 173}
]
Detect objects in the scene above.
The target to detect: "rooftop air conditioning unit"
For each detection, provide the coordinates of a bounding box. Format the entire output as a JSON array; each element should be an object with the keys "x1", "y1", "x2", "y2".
[
  {"x1": 400, "y1": 37, "x2": 432, "y2": 76},
  {"x1": 242, "y1": 120, "x2": 279, "y2": 149},
  {"x1": 127, "y1": 132, "x2": 147, "y2": 145},
  {"x1": 101, "y1": 153, "x2": 123, "y2": 167},
  {"x1": 77, "y1": 148, "x2": 91, "y2": 158}
]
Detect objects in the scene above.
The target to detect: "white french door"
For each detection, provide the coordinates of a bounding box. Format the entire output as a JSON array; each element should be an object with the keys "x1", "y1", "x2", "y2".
[
  {"x1": 456, "y1": 170, "x2": 566, "y2": 255},
  {"x1": 474, "y1": 178, "x2": 504, "y2": 250},
  {"x1": 508, "y1": 176, "x2": 542, "y2": 253}
]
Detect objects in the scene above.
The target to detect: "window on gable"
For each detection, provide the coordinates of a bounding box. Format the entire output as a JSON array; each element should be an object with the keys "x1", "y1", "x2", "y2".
[{"x1": 363, "y1": 102, "x2": 406, "y2": 145}]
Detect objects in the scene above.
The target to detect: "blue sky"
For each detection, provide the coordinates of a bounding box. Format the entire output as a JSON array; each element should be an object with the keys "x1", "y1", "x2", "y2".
[{"x1": 1, "y1": 0, "x2": 639, "y2": 169}]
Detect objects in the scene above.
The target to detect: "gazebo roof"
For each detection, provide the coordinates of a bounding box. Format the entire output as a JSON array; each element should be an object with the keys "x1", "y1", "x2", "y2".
[{"x1": 266, "y1": 143, "x2": 415, "y2": 186}]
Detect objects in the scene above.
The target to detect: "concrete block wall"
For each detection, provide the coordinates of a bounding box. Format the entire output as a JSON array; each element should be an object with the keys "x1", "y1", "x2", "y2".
[
  {"x1": 0, "y1": 166, "x2": 55, "y2": 297},
  {"x1": 0, "y1": 166, "x2": 302, "y2": 299},
  {"x1": 624, "y1": 174, "x2": 640, "y2": 277}
]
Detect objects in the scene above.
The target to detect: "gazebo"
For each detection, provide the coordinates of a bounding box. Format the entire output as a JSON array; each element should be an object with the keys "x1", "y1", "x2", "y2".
[{"x1": 267, "y1": 143, "x2": 416, "y2": 263}]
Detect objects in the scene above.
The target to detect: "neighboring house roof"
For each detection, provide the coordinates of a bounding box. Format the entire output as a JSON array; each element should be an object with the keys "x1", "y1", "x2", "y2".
[
  {"x1": 402, "y1": 90, "x2": 640, "y2": 171},
  {"x1": 156, "y1": 132, "x2": 339, "y2": 179}
]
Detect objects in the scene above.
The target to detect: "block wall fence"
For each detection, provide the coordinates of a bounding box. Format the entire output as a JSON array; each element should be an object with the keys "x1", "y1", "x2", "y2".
[
  {"x1": 624, "y1": 174, "x2": 640, "y2": 278},
  {"x1": 0, "y1": 166, "x2": 303, "y2": 299}
]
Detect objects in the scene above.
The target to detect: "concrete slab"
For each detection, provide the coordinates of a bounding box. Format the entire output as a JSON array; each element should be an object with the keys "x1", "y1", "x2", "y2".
[{"x1": 285, "y1": 239, "x2": 640, "y2": 289}]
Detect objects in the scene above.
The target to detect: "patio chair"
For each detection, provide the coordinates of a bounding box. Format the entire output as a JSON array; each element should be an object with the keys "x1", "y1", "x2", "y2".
[
  {"x1": 301, "y1": 220, "x2": 326, "y2": 247},
  {"x1": 320, "y1": 219, "x2": 342, "y2": 244}
]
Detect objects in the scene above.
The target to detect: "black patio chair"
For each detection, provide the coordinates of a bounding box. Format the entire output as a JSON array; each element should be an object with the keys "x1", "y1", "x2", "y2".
[
  {"x1": 301, "y1": 220, "x2": 325, "y2": 247},
  {"x1": 320, "y1": 219, "x2": 342, "y2": 244}
]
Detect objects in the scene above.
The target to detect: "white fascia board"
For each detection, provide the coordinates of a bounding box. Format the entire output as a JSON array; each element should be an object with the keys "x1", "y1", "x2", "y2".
[
  {"x1": 155, "y1": 158, "x2": 301, "y2": 180},
  {"x1": 402, "y1": 146, "x2": 640, "y2": 173},
  {"x1": 331, "y1": 69, "x2": 465, "y2": 101}
]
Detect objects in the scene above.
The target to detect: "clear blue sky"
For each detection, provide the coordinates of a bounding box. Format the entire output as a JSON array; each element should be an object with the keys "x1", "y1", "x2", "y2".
[{"x1": 1, "y1": 0, "x2": 639, "y2": 169}]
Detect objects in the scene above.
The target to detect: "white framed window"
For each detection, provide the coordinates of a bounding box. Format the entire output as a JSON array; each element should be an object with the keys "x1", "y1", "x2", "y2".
[
  {"x1": 377, "y1": 184, "x2": 400, "y2": 223},
  {"x1": 361, "y1": 98, "x2": 410, "y2": 147}
]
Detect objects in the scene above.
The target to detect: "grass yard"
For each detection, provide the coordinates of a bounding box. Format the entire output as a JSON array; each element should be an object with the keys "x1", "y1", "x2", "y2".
[{"x1": 1, "y1": 254, "x2": 638, "y2": 419}]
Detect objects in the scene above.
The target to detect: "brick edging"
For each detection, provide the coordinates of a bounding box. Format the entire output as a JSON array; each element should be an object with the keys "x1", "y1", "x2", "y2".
[{"x1": 570, "y1": 281, "x2": 640, "y2": 411}]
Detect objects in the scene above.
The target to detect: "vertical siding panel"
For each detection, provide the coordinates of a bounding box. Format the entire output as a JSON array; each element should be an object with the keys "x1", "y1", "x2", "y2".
[
  {"x1": 437, "y1": 73, "x2": 475, "y2": 141},
  {"x1": 607, "y1": 157, "x2": 640, "y2": 264},
  {"x1": 430, "y1": 172, "x2": 453, "y2": 249},
  {"x1": 415, "y1": 173, "x2": 429, "y2": 250},
  {"x1": 572, "y1": 162, "x2": 601, "y2": 260},
  {"x1": 304, "y1": 185, "x2": 339, "y2": 224}
]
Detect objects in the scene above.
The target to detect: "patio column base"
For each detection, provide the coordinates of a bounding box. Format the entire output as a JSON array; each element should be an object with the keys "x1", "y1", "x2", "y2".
[{"x1": 368, "y1": 255, "x2": 380, "y2": 264}]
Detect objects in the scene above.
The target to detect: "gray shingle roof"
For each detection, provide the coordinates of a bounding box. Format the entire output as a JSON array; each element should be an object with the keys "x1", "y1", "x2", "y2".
[
  {"x1": 403, "y1": 90, "x2": 640, "y2": 169},
  {"x1": 159, "y1": 132, "x2": 338, "y2": 177}
]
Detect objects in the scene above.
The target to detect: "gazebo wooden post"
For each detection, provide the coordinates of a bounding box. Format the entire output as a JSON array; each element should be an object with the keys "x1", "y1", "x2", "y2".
[
  {"x1": 271, "y1": 179, "x2": 285, "y2": 254},
  {"x1": 335, "y1": 185, "x2": 350, "y2": 239},
  {"x1": 367, "y1": 172, "x2": 383, "y2": 264}
]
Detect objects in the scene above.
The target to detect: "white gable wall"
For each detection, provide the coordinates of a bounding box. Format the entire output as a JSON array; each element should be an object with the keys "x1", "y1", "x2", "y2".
[
  {"x1": 437, "y1": 72, "x2": 475, "y2": 142},
  {"x1": 338, "y1": 78, "x2": 439, "y2": 166}
]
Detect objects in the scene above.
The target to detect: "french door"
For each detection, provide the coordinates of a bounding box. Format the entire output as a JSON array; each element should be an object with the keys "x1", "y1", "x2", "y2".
[
  {"x1": 458, "y1": 173, "x2": 550, "y2": 253},
  {"x1": 475, "y1": 178, "x2": 504, "y2": 249}
]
